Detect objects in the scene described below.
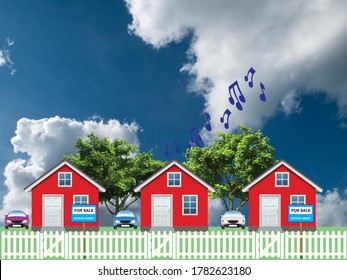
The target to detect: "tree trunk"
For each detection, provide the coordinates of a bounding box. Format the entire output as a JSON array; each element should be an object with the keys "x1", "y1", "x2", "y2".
[
  {"x1": 227, "y1": 195, "x2": 234, "y2": 210},
  {"x1": 236, "y1": 199, "x2": 248, "y2": 211}
]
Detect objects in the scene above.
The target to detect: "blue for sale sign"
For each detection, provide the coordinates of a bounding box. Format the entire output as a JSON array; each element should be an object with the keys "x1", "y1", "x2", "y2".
[
  {"x1": 71, "y1": 204, "x2": 97, "y2": 222},
  {"x1": 288, "y1": 204, "x2": 314, "y2": 222}
]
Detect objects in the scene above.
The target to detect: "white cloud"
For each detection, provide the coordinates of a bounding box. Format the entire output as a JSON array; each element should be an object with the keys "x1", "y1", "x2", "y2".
[
  {"x1": 6, "y1": 38, "x2": 15, "y2": 47},
  {"x1": 1, "y1": 38, "x2": 16, "y2": 74},
  {"x1": 281, "y1": 91, "x2": 302, "y2": 116},
  {"x1": 317, "y1": 188, "x2": 347, "y2": 226},
  {"x1": 0, "y1": 116, "x2": 140, "y2": 225},
  {"x1": 125, "y1": 0, "x2": 347, "y2": 131},
  {"x1": 0, "y1": 50, "x2": 5, "y2": 66}
]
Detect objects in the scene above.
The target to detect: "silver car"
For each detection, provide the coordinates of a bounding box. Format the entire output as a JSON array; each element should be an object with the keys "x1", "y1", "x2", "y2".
[{"x1": 221, "y1": 211, "x2": 245, "y2": 229}]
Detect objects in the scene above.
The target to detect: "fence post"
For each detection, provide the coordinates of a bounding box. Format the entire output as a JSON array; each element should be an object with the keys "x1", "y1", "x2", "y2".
[
  {"x1": 172, "y1": 231, "x2": 176, "y2": 259},
  {"x1": 148, "y1": 231, "x2": 152, "y2": 259},
  {"x1": 39, "y1": 231, "x2": 43, "y2": 259},
  {"x1": 280, "y1": 231, "x2": 285, "y2": 259},
  {"x1": 1, "y1": 231, "x2": 4, "y2": 259}
]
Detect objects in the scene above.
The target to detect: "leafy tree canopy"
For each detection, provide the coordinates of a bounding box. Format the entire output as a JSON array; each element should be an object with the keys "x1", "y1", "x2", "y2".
[
  {"x1": 184, "y1": 124, "x2": 276, "y2": 211},
  {"x1": 64, "y1": 133, "x2": 166, "y2": 214}
]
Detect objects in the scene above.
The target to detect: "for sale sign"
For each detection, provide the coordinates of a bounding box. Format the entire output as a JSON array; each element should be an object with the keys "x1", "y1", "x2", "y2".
[
  {"x1": 71, "y1": 204, "x2": 97, "y2": 222},
  {"x1": 288, "y1": 204, "x2": 314, "y2": 222}
]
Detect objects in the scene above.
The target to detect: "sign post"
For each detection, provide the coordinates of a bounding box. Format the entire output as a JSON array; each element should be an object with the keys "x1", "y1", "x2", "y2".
[
  {"x1": 288, "y1": 204, "x2": 314, "y2": 259},
  {"x1": 71, "y1": 204, "x2": 97, "y2": 259}
]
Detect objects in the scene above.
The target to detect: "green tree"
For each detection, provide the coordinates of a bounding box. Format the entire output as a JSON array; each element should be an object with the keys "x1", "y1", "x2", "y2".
[
  {"x1": 184, "y1": 124, "x2": 276, "y2": 211},
  {"x1": 64, "y1": 133, "x2": 166, "y2": 214}
]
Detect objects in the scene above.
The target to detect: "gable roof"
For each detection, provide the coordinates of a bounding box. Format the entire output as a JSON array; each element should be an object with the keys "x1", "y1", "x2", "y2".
[
  {"x1": 134, "y1": 160, "x2": 215, "y2": 193},
  {"x1": 242, "y1": 159, "x2": 323, "y2": 193},
  {"x1": 24, "y1": 160, "x2": 106, "y2": 192}
]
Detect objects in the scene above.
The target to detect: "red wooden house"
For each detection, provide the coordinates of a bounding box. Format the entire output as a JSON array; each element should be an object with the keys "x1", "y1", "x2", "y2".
[
  {"x1": 24, "y1": 160, "x2": 106, "y2": 231},
  {"x1": 242, "y1": 160, "x2": 323, "y2": 231},
  {"x1": 134, "y1": 160, "x2": 215, "y2": 231}
]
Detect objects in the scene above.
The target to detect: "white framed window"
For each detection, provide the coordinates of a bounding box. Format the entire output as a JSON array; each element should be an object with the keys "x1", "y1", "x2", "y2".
[
  {"x1": 167, "y1": 172, "x2": 181, "y2": 187},
  {"x1": 58, "y1": 172, "x2": 72, "y2": 187},
  {"x1": 182, "y1": 195, "x2": 198, "y2": 215},
  {"x1": 275, "y1": 172, "x2": 289, "y2": 187},
  {"x1": 73, "y1": 195, "x2": 89, "y2": 205},
  {"x1": 290, "y1": 195, "x2": 306, "y2": 205}
]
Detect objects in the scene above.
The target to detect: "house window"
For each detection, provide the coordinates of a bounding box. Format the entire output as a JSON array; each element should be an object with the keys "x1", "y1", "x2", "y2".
[
  {"x1": 58, "y1": 172, "x2": 72, "y2": 186},
  {"x1": 290, "y1": 195, "x2": 306, "y2": 205},
  {"x1": 73, "y1": 195, "x2": 89, "y2": 205},
  {"x1": 275, "y1": 172, "x2": 289, "y2": 186},
  {"x1": 182, "y1": 195, "x2": 198, "y2": 215},
  {"x1": 167, "y1": 172, "x2": 181, "y2": 186}
]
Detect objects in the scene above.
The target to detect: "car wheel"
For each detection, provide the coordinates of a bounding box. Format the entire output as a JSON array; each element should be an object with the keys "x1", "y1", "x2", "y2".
[
  {"x1": 25, "y1": 226, "x2": 29, "y2": 229},
  {"x1": 5, "y1": 226, "x2": 8, "y2": 229},
  {"x1": 113, "y1": 226, "x2": 117, "y2": 229},
  {"x1": 242, "y1": 226, "x2": 245, "y2": 229},
  {"x1": 221, "y1": 226, "x2": 225, "y2": 229},
  {"x1": 134, "y1": 226, "x2": 137, "y2": 229}
]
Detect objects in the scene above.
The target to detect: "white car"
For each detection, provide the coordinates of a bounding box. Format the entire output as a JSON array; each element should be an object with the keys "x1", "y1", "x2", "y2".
[{"x1": 221, "y1": 211, "x2": 245, "y2": 229}]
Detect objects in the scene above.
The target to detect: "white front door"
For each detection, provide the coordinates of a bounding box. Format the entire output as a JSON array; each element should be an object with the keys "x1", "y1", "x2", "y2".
[
  {"x1": 260, "y1": 195, "x2": 280, "y2": 227},
  {"x1": 43, "y1": 196, "x2": 63, "y2": 227},
  {"x1": 152, "y1": 196, "x2": 172, "y2": 227}
]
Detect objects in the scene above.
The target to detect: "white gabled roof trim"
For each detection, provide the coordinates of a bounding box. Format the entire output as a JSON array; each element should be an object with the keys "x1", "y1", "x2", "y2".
[
  {"x1": 134, "y1": 160, "x2": 215, "y2": 193},
  {"x1": 242, "y1": 160, "x2": 323, "y2": 193},
  {"x1": 24, "y1": 160, "x2": 106, "y2": 192}
]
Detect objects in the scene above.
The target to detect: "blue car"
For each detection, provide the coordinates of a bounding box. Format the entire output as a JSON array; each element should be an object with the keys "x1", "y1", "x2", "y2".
[{"x1": 113, "y1": 210, "x2": 138, "y2": 229}]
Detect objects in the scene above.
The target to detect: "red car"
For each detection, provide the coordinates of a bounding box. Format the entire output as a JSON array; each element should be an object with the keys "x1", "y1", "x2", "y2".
[{"x1": 5, "y1": 210, "x2": 29, "y2": 229}]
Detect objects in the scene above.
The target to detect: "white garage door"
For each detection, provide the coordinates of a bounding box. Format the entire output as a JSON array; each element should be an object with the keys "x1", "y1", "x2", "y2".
[
  {"x1": 260, "y1": 195, "x2": 280, "y2": 227},
  {"x1": 43, "y1": 196, "x2": 63, "y2": 227}
]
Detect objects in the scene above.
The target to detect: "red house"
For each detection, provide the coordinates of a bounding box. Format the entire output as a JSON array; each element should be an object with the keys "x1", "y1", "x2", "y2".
[
  {"x1": 242, "y1": 160, "x2": 323, "y2": 231},
  {"x1": 134, "y1": 160, "x2": 215, "y2": 231},
  {"x1": 25, "y1": 160, "x2": 106, "y2": 231}
]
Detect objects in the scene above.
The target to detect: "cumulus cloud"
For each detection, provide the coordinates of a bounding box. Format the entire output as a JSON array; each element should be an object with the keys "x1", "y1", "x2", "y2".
[
  {"x1": 1, "y1": 116, "x2": 140, "y2": 225},
  {"x1": 317, "y1": 188, "x2": 347, "y2": 227},
  {"x1": 125, "y1": 0, "x2": 347, "y2": 132}
]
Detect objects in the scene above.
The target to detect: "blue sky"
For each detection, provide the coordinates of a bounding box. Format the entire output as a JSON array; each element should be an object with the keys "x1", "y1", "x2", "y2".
[{"x1": 1, "y1": 0, "x2": 347, "y2": 226}]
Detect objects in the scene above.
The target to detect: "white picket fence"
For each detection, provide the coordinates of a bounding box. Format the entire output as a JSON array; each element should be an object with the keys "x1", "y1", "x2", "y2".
[{"x1": 1, "y1": 230, "x2": 347, "y2": 260}]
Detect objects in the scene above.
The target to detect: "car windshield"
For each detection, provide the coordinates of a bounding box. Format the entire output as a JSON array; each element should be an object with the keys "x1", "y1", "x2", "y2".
[
  {"x1": 116, "y1": 211, "x2": 135, "y2": 218},
  {"x1": 224, "y1": 211, "x2": 243, "y2": 217},
  {"x1": 8, "y1": 211, "x2": 26, "y2": 217}
]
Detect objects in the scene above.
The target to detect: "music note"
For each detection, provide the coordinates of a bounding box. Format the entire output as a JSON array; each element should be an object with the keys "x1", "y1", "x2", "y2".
[
  {"x1": 220, "y1": 109, "x2": 232, "y2": 129},
  {"x1": 189, "y1": 126, "x2": 203, "y2": 147},
  {"x1": 205, "y1": 112, "x2": 212, "y2": 132},
  {"x1": 228, "y1": 81, "x2": 246, "y2": 111},
  {"x1": 259, "y1": 82, "x2": 266, "y2": 102},
  {"x1": 244, "y1": 67, "x2": 256, "y2": 88},
  {"x1": 164, "y1": 144, "x2": 170, "y2": 158},
  {"x1": 173, "y1": 141, "x2": 181, "y2": 154}
]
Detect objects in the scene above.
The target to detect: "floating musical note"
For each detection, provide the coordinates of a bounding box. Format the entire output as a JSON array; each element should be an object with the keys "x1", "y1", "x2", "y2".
[
  {"x1": 220, "y1": 109, "x2": 232, "y2": 129},
  {"x1": 205, "y1": 112, "x2": 212, "y2": 132},
  {"x1": 259, "y1": 82, "x2": 266, "y2": 102},
  {"x1": 173, "y1": 141, "x2": 181, "y2": 154},
  {"x1": 244, "y1": 67, "x2": 256, "y2": 88},
  {"x1": 228, "y1": 81, "x2": 246, "y2": 111},
  {"x1": 189, "y1": 126, "x2": 203, "y2": 147},
  {"x1": 184, "y1": 144, "x2": 191, "y2": 157},
  {"x1": 164, "y1": 144, "x2": 170, "y2": 158}
]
